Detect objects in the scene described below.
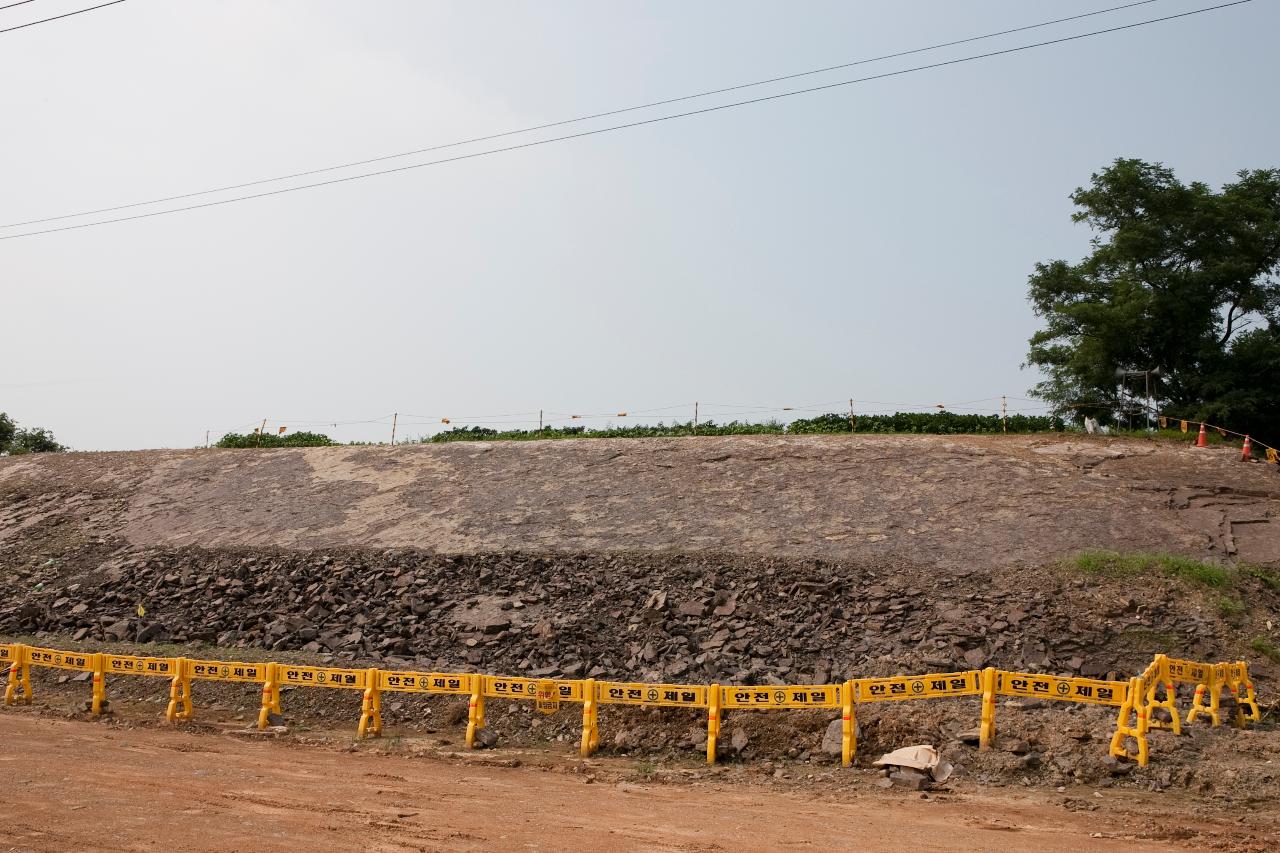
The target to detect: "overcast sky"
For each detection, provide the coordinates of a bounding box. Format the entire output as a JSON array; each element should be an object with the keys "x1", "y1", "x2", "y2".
[{"x1": 2, "y1": 0, "x2": 1275, "y2": 450}]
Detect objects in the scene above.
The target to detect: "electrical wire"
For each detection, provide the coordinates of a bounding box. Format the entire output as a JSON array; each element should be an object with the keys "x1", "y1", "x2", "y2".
[
  {"x1": 0, "y1": 0, "x2": 1168, "y2": 230},
  {"x1": 0, "y1": 1, "x2": 1252, "y2": 241},
  {"x1": 0, "y1": 0, "x2": 126, "y2": 34},
  {"x1": 0, "y1": 1, "x2": 42, "y2": 12}
]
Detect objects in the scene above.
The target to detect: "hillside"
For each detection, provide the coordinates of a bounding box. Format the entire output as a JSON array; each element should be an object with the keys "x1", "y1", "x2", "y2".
[{"x1": 2, "y1": 433, "x2": 1278, "y2": 566}]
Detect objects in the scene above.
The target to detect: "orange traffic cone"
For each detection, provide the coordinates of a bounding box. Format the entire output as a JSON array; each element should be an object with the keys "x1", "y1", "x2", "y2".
[
  {"x1": 1195, "y1": 423, "x2": 1208, "y2": 448},
  {"x1": 1242, "y1": 435, "x2": 1253, "y2": 461}
]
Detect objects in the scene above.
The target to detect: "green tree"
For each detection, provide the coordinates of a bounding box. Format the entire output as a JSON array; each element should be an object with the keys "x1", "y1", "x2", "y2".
[
  {"x1": 0, "y1": 412, "x2": 67, "y2": 455},
  {"x1": 1026, "y1": 159, "x2": 1280, "y2": 442}
]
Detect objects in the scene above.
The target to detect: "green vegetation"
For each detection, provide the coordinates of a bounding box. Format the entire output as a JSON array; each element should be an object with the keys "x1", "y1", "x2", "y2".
[
  {"x1": 1250, "y1": 637, "x2": 1280, "y2": 663},
  {"x1": 0, "y1": 411, "x2": 67, "y2": 455},
  {"x1": 1217, "y1": 595, "x2": 1246, "y2": 620},
  {"x1": 423, "y1": 411, "x2": 1064, "y2": 444},
  {"x1": 1067, "y1": 550, "x2": 1232, "y2": 588},
  {"x1": 1026, "y1": 159, "x2": 1280, "y2": 446},
  {"x1": 1240, "y1": 563, "x2": 1280, "y2": 591},
  {"x1": 214, "y1": 430, "x2": 336, "y2": 448}
]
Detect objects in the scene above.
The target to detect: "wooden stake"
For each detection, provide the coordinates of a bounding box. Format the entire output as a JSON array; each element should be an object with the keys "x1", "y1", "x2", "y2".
[
  {"x1": 256, "y1": 418, "x2": 267, "y2": 446},
  {"x1": 1001, "y1": 396, "x2": 1007, "y2": 434},
  {"x1": 205, "y1": 430, "x2": 209, "y2": 449},
  {"x1": 539, "y1": 410, "x2": 543, "y2": 431},
  {"x1": 848, "y1": 398, "x2": 855, "y2": 433},
  {"x1": 694, "y1": 402, "x2": 699, "y2": 435},
  {"x1": 390, "y1": 413, "x2": 398, "y2": 445}
]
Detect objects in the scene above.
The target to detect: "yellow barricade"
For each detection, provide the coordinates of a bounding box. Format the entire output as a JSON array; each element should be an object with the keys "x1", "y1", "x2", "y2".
[
  {"x1": 0, "y1": 643, "x2": 16, "y2": 663},
  {"x1": 103, "y1": 655, "x2": 179, "y2": 677},
  {"x1": 597, "y1": 681, "x2": 707, "y2": 708},
  {"x1": 853, "y1": 670, "x2": 980, "y2": 703},
  {"x1": 996, "y1": 671, "x2": 1128, "y2": 706},
  {"x1": 377, "y1": 670, "x2": 474, "y2": 695},
  {"x1": 484, "y1": 675, "x2": 583, "y2": 702},
  {"x1": 26, "y1": 646, "x2": 94, "y2": 671},
  {"x1": 720, "y1": 684, "x2": 843, "y2": 709},
  {"x1": 276, "y1": 664, "x2": 367, "y2": 690},
  {"x1": 189, "y1": 659, "x2": 270, "y2": 682},
  {"x1": 1166, "y1": 657, "x2": 1211, "y2": 684}
]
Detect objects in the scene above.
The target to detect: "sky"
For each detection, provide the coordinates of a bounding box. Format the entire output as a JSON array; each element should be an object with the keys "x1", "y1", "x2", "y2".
[{"x1": 2, "y1": 0, "x2": 1276, "y2": 450}]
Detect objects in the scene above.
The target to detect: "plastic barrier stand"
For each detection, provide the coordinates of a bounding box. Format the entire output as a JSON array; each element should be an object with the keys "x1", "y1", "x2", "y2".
[
  {"x1": 997, "y1": 671, "x2": 1128, "y2": 706},
  {"x1": 596, "y1": 682, "x2": 708, "y2": 708},
  {"x1": 0, "y1": 644, "x2": 15, "y2": 663},
  {"x1": 26, "y1": 647, "x2": 94, "y2": 671},
  {"x1": 1165, "y1": 658, "x2": 1212, "y2": 684},
  {"x1": 720, "y1": 684, "x2": 843, "y2": 709},
  {"x1": 484, "y1": 676, "x2": 584, "y2": 703},
  {"x1": 188, "y1": 660, "x2": 270, "y2": 683},
  {"x1": 854, "y1": 670, "x2": 980, "y2": 703},
  {"x1": 378, "y1": 671, "x2": 475, "y2": 695},
  {"x1": 103, "y1": 655, "x2": 179, "y2": 677},
  {"x1": 277, "y1": 664, "x2": 368, "y2": 690}
]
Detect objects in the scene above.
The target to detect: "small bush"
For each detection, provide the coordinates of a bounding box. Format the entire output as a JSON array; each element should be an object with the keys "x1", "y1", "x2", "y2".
[
  {"x1": 1250, "y1": 636, "x2": 1280, "y2": 664},
  {"x1": 215, "y1": 431, "x2": 336, "y2": 448}
]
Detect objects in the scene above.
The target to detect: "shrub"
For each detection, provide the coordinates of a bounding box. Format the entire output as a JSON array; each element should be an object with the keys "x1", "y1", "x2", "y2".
[{"x1": 214, "y1": 431, "x2": 336, "y2": 448}]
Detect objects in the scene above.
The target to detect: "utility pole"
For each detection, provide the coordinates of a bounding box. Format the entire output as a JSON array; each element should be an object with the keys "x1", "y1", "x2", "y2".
[
  {"x1": 848, "y1": 398, "x2": 855, "y2": 433},
  {"x1": 1001, "y1": 396, "x2": 1007, "y2": 434},
  {"x1": 205, "y1": 430, "x2": 210, "y2": 448},
  {"x1": 256, "y1": 418, "x2": 266, "y2": 446},
  {"x1": 693, "y1": 401, "x2": 699, "y2": 435},
  {"x1": 390, "y1": 413, "x2": 398, "y2": 445},
  {"x1": 539, "y1": 410, "x2": 543, "y2": 431}
]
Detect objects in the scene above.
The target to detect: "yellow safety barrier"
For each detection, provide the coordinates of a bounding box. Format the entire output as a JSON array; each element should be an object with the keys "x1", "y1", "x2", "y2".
[{"x1": 0, "y1": 642, "x2": 1261, "y2": 769}]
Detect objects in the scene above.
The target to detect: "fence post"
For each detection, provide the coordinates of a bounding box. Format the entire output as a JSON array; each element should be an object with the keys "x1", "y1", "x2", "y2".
[
  {"x1": 5, "y1": 644, "x2": 32, "y2": 706},
  {"x1": 257, "y1": 662, "x2": 280, "y2": 729},
  {"x1": 358, "y1": 668, "x2": 382, "y2": 739},
  {"x1": 90, "y1": 653, "x2": 107, "y2": 715},
  {"x1": 979, "y1": 667, "x2": 997, "y2": 749},
  {"x1": 465, "y1": 676, "x2": 486, "y2": 749},
  {"x1": 841, "y1": 681, "x2": 855, "y2": 767},
  {"x1": 706, "y1": 683, "x2": 721, "y2": 765},
  {"x1": 580, "y1": 678, "x2": 598, "y2": 758},
  {"x1": 165, "y1": 658, "x2": 193, "y2": 722}
]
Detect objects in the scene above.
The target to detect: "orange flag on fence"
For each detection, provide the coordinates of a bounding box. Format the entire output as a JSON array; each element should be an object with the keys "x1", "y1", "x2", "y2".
[{"x1": 278, "y1": 426, "x2": 287, "y2": 434}]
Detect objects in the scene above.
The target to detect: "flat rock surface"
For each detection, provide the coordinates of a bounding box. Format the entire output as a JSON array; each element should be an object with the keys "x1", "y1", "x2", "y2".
[{"x1": 2, "y1": 434, "x2": 1277, "y2": 566}]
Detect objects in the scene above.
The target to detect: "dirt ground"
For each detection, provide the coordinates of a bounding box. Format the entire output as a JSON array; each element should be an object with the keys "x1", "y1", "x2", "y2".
[
  {"x1": 2, "y1": 434, "x2": 1278, "y2": 567},
  {"x1": 2, "y1": 709, "x2": 1270, "y2": 853}
]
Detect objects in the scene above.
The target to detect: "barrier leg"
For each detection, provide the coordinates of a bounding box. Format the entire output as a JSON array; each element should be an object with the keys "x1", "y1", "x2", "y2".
[
  {"x1": 90, "y1": 653, "x2": 106, "y2": 716},
  {"x1": 1235, "y1": 663, "x2": 1261, "y2": 726},
  {"x1": 257, "y1": 663, "x2": 281, "y2": 730},
  {"x1": 979, "y1": 667, "x2": 997, "y2": 750},
  {"x1": 1108, "y1": 677, "x2": 1149, "y2": 766},
  {"x1": 841, "y1": 682, "x2": 855, "y2": 768},
  {"x1": 1144, "y1": 655, "x2": 1181, "y2": 735},
  {"x1": 166, "y1": 659, "x2": 193, "y2": 722},
  {"x1": 706, "y1": 683, "x2": 721, "y2": 766},
  {"x1": 465, "y1": 678, "x2": 486, "y2": 749},
  {"x1": 5, "y1": 646, "x2": 32, "y2": 706},
  {"x1": 358, "y1": 668, "x2": 382, "y2": 739},
  {"x1": 579, "y1": 678, "x2": 598, "y2": 758},
  {"x1": 1187, "y1": 667, "x2": 1221, "y2": 727}
]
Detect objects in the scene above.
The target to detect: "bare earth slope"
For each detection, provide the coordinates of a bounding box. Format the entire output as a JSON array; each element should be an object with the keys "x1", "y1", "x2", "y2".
[{"x1": 2, "y1": 434, "x2": 1278, "y2": 565}]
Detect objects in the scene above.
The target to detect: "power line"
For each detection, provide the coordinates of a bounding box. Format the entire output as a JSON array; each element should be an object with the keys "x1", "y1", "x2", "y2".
[
  {"x1": 0, "y1": 0, "x2": 1168, "y2": 230},
  {"x1": 0, "y1": 0, "x2": 1252, "y2": 241},
  {"x1": 0, "y1": 1, "x2": 43, "y2": 12},
  {"x1": 0, "y1": 0, "x2": 127, "y2": 34}
]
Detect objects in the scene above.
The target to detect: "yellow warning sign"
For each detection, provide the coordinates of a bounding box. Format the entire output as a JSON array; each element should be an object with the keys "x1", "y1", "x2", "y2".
[
  {"x1": 277, "y1": 665, "x2": 367, "y2": 689},
  {"x1": 377, "y1": 671, "x2": 474, "y2": 695},
  {"x1": 996, "y1": 671, "x2": 1127, "y2": 706},
  {"x1": 188, "y1": 660, "x2": 268, "y2": 682},
  {"x1": 484, "y1": 676, "x2": 583, "y2": 702},
  {"x1": 854, "y1": 670, "x2": 980, "y2": 703},
  {"x1": 26, "y1": 647, "x2": 93, "y2": 671},
  {"x1": 720, "y1": 684, "x2": 843, "y2": 709},
  {"x1": 596, "y1": 682, "x2": 707, "y2": 708},
  {"x1": 104, "y1": 655, "x2": 177, "y2": 677},
  {"x1": 535, "y1": 680, "x2": 561, "y2": 714},
  {"x1": 1165, "y1": 658, "x2": 1211, "y2": 684},
  {"x1": 0, "y1": 644, "x2": 15, "y2": 662}
]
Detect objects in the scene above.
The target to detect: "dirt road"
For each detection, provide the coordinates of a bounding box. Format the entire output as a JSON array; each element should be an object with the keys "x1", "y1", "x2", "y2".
[{"x1": 0, "y1": 713, "x2": 1257, "y2": 852}]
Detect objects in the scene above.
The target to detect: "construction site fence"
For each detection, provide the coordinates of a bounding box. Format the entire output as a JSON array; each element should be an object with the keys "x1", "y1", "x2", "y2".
[{"x1": 1, "y1": 643, "x2": 1261, "y2": 768}]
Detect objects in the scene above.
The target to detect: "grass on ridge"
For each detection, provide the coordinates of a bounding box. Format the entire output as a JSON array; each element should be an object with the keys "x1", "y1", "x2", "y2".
[{"x1": 1067, "y1": 550, "x2": 1232, "y2": 588}]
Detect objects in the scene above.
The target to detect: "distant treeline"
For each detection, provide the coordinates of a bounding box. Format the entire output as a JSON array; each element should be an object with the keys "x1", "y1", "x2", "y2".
[{"x1": 426, "y1": 411, "x2": 1065, "y2": 443}]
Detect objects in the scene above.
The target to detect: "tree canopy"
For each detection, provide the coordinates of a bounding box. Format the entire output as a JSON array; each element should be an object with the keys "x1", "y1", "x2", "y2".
[
  {"x1": 0, "y1": 412, "x2": 67, "y2": 455},
  {"x1": 1026, "y1": 159, "x2": 1280, "y2": 443}
]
